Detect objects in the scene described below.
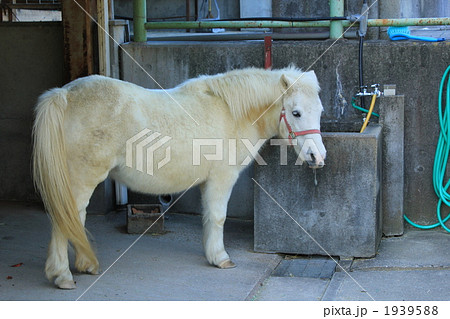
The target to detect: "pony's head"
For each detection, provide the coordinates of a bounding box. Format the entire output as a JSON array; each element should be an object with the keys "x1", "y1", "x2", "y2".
[{"x1": 278, "y1": 70, "x2": 326, "y2": 169}]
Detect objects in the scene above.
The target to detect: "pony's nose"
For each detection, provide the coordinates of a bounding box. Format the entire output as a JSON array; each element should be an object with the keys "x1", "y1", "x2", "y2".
[
  {"x1": 315, "y1": 160, "x2": 325, "y2": 168},
  {"x1": 307, "y1": 153, "x2": 325, "y2": 169}
]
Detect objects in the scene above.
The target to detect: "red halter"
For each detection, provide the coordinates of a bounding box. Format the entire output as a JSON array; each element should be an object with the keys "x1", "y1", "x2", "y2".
[{"x1": 279, "y1": 107, "x2": 321, "y2": 142}]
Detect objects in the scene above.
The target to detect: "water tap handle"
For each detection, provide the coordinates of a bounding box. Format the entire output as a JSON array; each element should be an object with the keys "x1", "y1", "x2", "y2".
[
  {"x1": 357, "y1": 85, "x2": 370, "y2": 97},
  {"x1": 371, "y1": 84, "x2": 382, "y2": 97}
]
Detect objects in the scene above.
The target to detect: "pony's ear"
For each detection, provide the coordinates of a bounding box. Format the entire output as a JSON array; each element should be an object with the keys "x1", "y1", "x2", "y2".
[
  {"x1": 280, "y1": 74, "x2": 293, "y2": 91},
  {"x1": 303, "y1": 70, "x2": 321, "y2": 93},
  {"x1": 306, "y1": 70, "x2": 318, "y2": 80}
]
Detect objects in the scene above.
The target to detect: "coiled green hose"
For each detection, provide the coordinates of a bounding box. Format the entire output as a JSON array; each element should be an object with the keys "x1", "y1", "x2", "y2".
[
  {"x1": 404, "y1": 65, "x2": 450, "y2": 232},
  {"x1": 351, "y1": 95, "x2": 380, "y2": 117}
]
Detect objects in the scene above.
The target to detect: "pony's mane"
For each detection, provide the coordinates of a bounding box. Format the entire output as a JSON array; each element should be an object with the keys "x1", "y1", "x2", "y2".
[{"x1": 180, "y1": 66, "x2": 314, "y2": 121}]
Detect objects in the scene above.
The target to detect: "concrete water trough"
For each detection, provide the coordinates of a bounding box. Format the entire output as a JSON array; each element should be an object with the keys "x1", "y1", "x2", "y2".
[{"x1": 254, "y1": 124, "x2": 383, "y2": 258}]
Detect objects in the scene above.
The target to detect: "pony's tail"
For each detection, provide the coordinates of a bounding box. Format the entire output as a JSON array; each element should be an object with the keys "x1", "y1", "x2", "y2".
[{"x1": 32, "y1": 88, "x2": 98, "y2": 271}]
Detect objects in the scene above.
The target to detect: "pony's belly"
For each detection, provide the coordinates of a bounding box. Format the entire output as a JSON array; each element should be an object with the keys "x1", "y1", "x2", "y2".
[{"x1": 110, "y1": 165, "x2": 205, "y2": 195}]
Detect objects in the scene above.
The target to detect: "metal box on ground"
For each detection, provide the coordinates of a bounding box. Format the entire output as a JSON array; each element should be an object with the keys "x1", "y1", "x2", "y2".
[
  {"x1": 254, "y1": 125, "x2": 382, "y2": 258},
  {"x1": 127, "y1": 204, "x2": 164, "y2": 234}
]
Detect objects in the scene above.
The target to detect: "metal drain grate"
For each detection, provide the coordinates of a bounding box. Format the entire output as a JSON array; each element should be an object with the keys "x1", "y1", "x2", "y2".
[{"x1": 272, "y1": 257, "x2": 337, "y2": 279}]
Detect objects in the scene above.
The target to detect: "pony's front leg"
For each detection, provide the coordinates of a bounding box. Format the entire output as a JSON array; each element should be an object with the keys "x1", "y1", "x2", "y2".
[{"x1": 201, "y1": 171, "x2": 239, "y2": 269}]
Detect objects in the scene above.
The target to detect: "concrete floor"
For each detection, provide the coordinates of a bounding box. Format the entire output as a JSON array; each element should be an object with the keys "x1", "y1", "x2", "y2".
[{"x1": 0, "y1": 201, "x2": 449, "y2": 301}]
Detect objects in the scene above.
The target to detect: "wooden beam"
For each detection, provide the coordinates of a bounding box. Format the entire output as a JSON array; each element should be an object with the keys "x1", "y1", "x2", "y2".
[
  {"x1": 97, "y1": 0, "x2": 110, "y2": 76},
  {"x1": 62, "y1": 0, "x2": 95, "y2": 82}
]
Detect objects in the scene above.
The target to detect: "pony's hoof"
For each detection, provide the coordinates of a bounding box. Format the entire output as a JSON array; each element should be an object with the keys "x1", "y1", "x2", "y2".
[
  {"x1": 218, "y1": 259, "x2": 236, "y2": 269},
  {"x1": 57, "y1": 280, "x2": 76, "y2": 290},
  {"x1": 86, "y1": 265, "x2": 99, "y2": 275}
]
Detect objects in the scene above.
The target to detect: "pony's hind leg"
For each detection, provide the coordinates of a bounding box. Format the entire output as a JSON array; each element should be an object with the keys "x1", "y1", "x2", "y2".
[
  {"x1": 74, "y1": 207, "x2": 99, "y2": 275},
  {"x1": 45, "y1": 208, "x2": 97, "y2": 289},
  {"x1": 45, "y1": 227, "x2": 76, "y2": 289},
  {"x1": 201, "y1": 171, "x2": 239, "y2": 269},
  {"x1": 45, "y1": 179, "x2": 103, "y2": 289},
  {"x1": 72, "y1": 182, "x2": 106, "y2": 275}
]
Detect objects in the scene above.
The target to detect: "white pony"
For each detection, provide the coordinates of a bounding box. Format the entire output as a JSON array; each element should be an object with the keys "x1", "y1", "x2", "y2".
[{"x1": 32, "y1": 66, "x2": 326, "y2": 289}]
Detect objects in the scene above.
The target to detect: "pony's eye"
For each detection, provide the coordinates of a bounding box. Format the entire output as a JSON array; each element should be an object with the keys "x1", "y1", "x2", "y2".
[{"x1": 292, "y1": 110, "x2": 301, "y2": 118}]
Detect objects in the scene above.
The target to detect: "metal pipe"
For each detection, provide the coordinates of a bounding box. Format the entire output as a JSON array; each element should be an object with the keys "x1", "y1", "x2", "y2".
[
  {"x1": 144, "y1": 17, "x2": 449, "y2": 31},
  {"x1": 145, "y1": 32, "x2": 334, "y2": 41},
  {"x1": 145, "y1": 20, "x2": 332, "y2": 29},
  {"x1": 330, "y1": 0, "x2": 344, "y2": 39},
  {"x1": 213, "y1": 16, "x2": 349, "y2": 22},
  {"x1": 363, "y1": 17, "x2": 450, "y2": 27},
  {"x1": 133, "y1": 0, "x2": 147, "y2": 42},
  {"x1": 115, "y1": 182, "x2": 128, "y2": 205},
  {"x1": 159, "y1": 195, "x2": 173, "y2": 213}
]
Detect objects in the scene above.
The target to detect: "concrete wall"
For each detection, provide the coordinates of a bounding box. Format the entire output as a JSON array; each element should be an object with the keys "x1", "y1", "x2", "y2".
[
  {"x1": 0, "y1": 22, "x2": 64, "y2": 202},
  {"x1": 121, "y1": 39, "x2": 450, "y2": 225}
]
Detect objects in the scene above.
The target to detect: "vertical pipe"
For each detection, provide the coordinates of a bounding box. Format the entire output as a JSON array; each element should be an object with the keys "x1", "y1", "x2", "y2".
[
  {"x1": 115, "y1": 182, "x2": 128, "y2": 205},
  {"x1": 159, "y1": 195, "x2": 173, "y2": 213},
  {"x1": 329, "y1": 0, "x2": 344, "y2": 39},
  {"x1": 133, "y1": 0, "x2": 147, "y2": 42}
]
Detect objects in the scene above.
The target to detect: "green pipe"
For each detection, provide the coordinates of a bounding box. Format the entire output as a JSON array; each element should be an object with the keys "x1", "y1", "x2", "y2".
[
  {"x1": 329, "y1": 0, "x2": 344, "y2": 39},
  {"x1": 144, "y1": 17, "x2": 449, "y2": 30},
  {"x1": 145, "y1": 20, "x2": 332, "y2": 30},
  {"x1": 133, "y1": 0, "x2": 147, "y2": 42},
  {"x1": 364, "y1": 17, "x2": 450, "y2": 27}
]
